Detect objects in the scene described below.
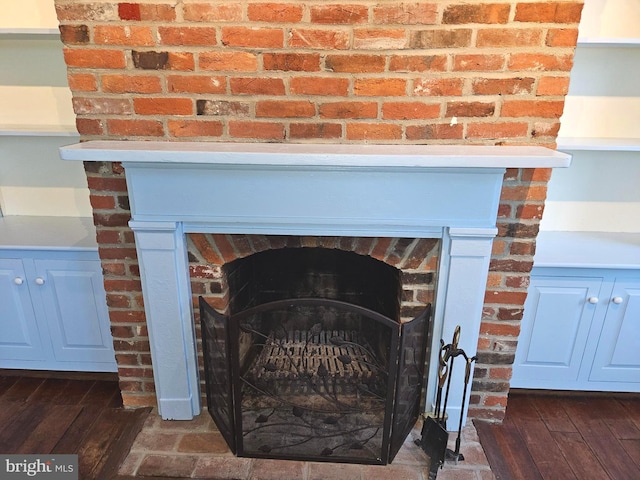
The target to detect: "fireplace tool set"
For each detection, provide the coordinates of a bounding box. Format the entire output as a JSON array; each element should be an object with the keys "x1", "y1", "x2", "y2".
[{"x1": 417, "y1": 326, "x2": 478, "y2": 479}]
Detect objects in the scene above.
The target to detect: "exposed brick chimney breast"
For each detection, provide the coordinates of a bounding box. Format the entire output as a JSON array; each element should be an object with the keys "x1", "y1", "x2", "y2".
[{"x1": 55, "y1": 0, "x2": 583, "y2": 421}]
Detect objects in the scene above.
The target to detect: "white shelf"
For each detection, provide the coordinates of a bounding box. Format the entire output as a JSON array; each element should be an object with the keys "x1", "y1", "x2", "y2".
[
  {"x1": 0, "y1": 0, "x2": 59, "y2": 35},
  {"x1": 578, "y1": 38, "x2": 640, "y2": 47},
  {"x1": 557, "y1": 137, "x2": 640, "y2": 152},
  {"x1": 534, "y1": 231, "x2": 640, "y2": 270},
  {"x1": 0, "y1": 216, "x2": 97, "y2": 251},
  {"x1": 0, "y1": 86, "x2": 77, "y2": 135}
]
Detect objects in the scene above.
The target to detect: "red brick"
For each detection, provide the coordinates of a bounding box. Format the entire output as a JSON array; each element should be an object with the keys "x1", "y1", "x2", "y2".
[
  {"x1": 290, "y1": 123, "x2": 342, "y2": 139},
  {"x1": 443, "y1": 4, "x2": 511, "y2": 24},
  {"x1": 67, "y1": 73, "x2": 97, "y2": 92},
  {"x1": 256, "y1": 100, "x2": 315, "y2": 118},
  {"x1": 168, "y1": 75, "x2": 226, "y2": 94},
  {"x1": 410, "y1": 29, "x2": 472, "y2": 48},
  {"x1": 221, "y1": 27, "x2": 284, "y2": 48},
  {"x1": 472, "y1": 78, "x2": 535, "y2": 95},
  {"x1": 517, "y1": 204, "x2": 545, "y2": 220},
  {"x1": 133, "y1": 97, "x2": 194, "y2": 115},
  {"x1": 102, "y1": 74, "x2": 162, "y2": 93},
  {"x1": 168, "y1": 120, "x2": 223, "y2": 137},
  {"x1": 263, "y1": 53, "x2": 321, "y2": 72},
  {"x1": 325, "y1": 54, "x2": 386, "y2": 73},
  {"x1": 167, "y1": 52, "x2": 195, "y2": 71},
  {"x1": 229, "y1": 77, "x2": 285, "y2": 95},
  {"x1": 412, "y1": 78, "x2": 463, "y2": 96},
  {"x1": 389, "y1": 55, "x2": 446, "y2": 72},
  {"x1": 247, "y1": 3, "x2": 304, "y2": 22},
  {"x1": 94, "y1": 25, "x2": 154, "y2": 46},
  {"x1": 354, "y1": 78, "x2": 406, "y2": 96},
  {"x1": 453, "y1": 54, "x2": 506, "y2": 71},
  {"x1": 515, "y1": 2, "x2": 584, "y2": 23},
  {"x1": 467, "y1": 122, "x2": 529, "y2": 139},
  {"x1": 310, "y1": 4, "x2": 368, "y2": 24},
  {"x1": 319, "y1": 101, "x2": 377, "y2": 119},
  {"x1": 508, "y1": 53, "x2": 574, "y2": 71},
  {"x1": 56, "y1": 3, "x2": 118, "y2": 22},
  {"x1": 199, "y1": 52, "x2": 258, "y2": 72},
  {"x1": 183, "y1": 3, "x2": 242, "y2": 22},
  {"x1": 73, "y1": 97, "x2": 132, "y2": 115},
  {"x1": 353, "y1": 28, "x2": 407, "y2": 49},
  {"x1": 502, "y1": 100, "x2": 565, "y2": 118},
  {"x1": 506, "y1": 274, "x2": 530, "y2": 288},
  {"x1": 346, "y1": 123, "x2": 402, "y2": 140},
  {"x1": 158, "y1": 26, "x2": 217, "y2": 46},
  {"x1": 532, "y1": 121, "x2": 561, "y2": 138},
  {"x1": 382, "y1": 102, "x2": 440, "y2": 120},
  {"x1": 522, "y1": 168, "x2": 553, "y2": 182},
  {"x1": 480, "y1": 320, "x2": 521, "y2": 336},
  {"x1": 118, "y1": 3, "x2": 140, "y2": 21},
  {"x1": 372, "y1": 3, "x2": 438, "y2": 25},
  {"x1": 537, "y1": 76, "x2": 571, "y2": 95},
  {"x1": 59, "y1": 24, "x2": 89, "y2": 44},
  {"x1": 290, "y1": 77, "x2": 349, "y2": 96},
  {"x1": 89, "y1": 194, "x2": 116, "y2": 210},
  {"x1": 76, "y1": 118, "x2": 104, "y2": 135},
  {"x1": 446, "y1": 101, "x2": 495, "y2": 117},
  {"x1": 476, "y1": 28, "x2": 543, "y2": 47},
  {"x1": 289, "y1": 29, "x2": 350, "y2": 49},
  {"x1": 546, "y1": 28, "x2": 580, "y2": 47},
  {"x1": 63, "y1": 48, "x2": 126, "y2": 69},
  {"x1": 228, "y1": 121, "x2": 285, "y2": 140},
  {"x1": 406, "y1": 123, "x2": 464, "y2": 140},
  {"x1": 484, "y1": 290, "x2": 529, "y2": 305},
  {"x1": 138, "y1": 4, "x2": 176, "y2": 21},
  {"x1": 107, "y1": 119, "x2": 164, "y2": 137}
]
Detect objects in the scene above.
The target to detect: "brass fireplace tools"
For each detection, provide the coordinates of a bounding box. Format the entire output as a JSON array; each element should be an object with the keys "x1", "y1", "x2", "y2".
[{"x1": 417, "y1": 326, "x2": 478, "y2": 480}]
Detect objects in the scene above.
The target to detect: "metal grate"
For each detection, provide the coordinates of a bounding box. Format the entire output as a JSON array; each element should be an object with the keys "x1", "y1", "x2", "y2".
[{"x1": 246, "y1": 330, "x2": 380, "y2": 396}]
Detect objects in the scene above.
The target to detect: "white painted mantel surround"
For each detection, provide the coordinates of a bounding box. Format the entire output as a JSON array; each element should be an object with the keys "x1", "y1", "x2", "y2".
[{"x1": 61, "y1": 141, "x2": 570, "y2": 426}]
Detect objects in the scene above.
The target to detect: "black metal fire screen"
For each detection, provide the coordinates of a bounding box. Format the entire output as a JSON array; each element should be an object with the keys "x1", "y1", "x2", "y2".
[{"x1": 200, "y1": 296, "x2": 430, "y2": 465}]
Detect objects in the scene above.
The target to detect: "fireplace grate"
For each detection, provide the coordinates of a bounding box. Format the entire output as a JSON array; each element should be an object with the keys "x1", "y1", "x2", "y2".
[{"x1": 247, "y1": 329, "x2": 378, "y2": 396}]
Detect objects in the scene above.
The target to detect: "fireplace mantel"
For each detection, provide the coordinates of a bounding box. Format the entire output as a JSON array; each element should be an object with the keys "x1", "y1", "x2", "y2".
[{"x1": 61, "y1": 141, "x2": 570, "y2": 425}]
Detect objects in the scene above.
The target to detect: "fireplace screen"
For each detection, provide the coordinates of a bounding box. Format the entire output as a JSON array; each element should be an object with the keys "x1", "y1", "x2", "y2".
[{"x1": 199, "y1": 247, "x2": 430, "y2": 464}]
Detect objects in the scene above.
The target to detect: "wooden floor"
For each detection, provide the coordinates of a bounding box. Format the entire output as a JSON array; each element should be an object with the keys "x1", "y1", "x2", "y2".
[
  {"x1": 475, "y1": 391, "x2": 640, "y2": 480},
  {"x1": 0, "y1": 372, "x2": 150, "y2": 480}
]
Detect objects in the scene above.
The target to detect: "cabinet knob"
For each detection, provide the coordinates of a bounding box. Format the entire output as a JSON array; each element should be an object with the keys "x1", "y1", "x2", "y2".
[
  {"x1": 34, "y1": 277, "x2": 45, "y2": 285},
  {"x1": 14, "y1": 277, "x2": 24, "y2": 285},
  {"x1": 612, "y1": 296, "x2": 624, "y2": 304},
  {"x1": 588, "y1": 296, "x2": 599, "y2": 304}
]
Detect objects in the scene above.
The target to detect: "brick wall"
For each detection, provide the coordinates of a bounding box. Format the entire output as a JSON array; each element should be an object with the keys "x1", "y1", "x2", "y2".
[{"x1": 55, "y1": 0, "x2": 583, "y2": 420}]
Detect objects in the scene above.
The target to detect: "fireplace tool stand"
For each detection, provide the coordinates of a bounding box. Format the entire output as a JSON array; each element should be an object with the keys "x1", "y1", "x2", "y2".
[{"x1": 417, "y1": 326, "x2": 478, "y2": 480}]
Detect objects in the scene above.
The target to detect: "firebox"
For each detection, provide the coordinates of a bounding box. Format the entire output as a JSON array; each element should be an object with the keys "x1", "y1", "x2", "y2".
[{"x1": 200, "y1": 247, "x2": 431, "y2": 464}]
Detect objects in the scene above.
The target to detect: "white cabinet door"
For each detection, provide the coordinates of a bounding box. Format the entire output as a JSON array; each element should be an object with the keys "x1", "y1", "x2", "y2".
[
  {"x1": 512, "y1": 276, "x2": 602, "y2": 387},
  {"x1": 589, "y1": 278, "x2": 640, "y2": 384},
  {"x1": 34, "y1": 259, "x2": 116, "y2": 367},
  {"x1": 0, "y1": 258, "x2": 48, "y2": 361}
]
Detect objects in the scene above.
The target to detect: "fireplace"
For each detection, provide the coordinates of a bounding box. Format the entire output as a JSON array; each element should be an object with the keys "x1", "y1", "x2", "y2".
[
  {"x1": 199, "y1": 246, "x2": 431, "y2": 464},
  {"x1": 60, "y1": 140, "x2": 570, "y2": 430}
]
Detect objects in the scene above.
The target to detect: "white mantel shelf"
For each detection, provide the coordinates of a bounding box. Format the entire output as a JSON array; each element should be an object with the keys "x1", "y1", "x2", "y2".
[
  {"x1": 60, "y1": 141, "x2": 571, "y2": 169},
  {"x1": 59, "y1": 140, "x2": 570, "y2": 424}
]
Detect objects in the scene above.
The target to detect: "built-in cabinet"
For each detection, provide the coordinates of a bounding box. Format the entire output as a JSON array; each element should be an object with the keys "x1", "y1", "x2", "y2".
[
  {"x1": 512, "y1": 265, "x2": 640, "y2": 391},
  {"x1": 0, "y1": 2, "x2": 112, "y2": 372},
  {"x1": 514, "y1": 0, "x2": 640, "y2": 391},
  {"x1": 0, "y1": 217, "x2": 117, "y2": 372},
  {"x1": 0, "y1": 217, "x2": 117, "y2": 371}
]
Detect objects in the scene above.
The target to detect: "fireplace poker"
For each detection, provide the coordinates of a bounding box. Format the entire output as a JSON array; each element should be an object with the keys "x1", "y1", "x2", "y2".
[{"x1": 449, "y1": 353, "x2": 478, "y2": 464}]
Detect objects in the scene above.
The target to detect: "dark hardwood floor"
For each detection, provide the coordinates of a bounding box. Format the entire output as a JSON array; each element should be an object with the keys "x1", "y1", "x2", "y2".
[
  {"x1": 3, "y1": 372, "x2": 640, "y2": 479},
  {"x1": 476, "y1": 391, "x2": 640, "y2": 480},
  {"x1": 0, "y1": 372, "x2": 150, "y2": 480}
]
